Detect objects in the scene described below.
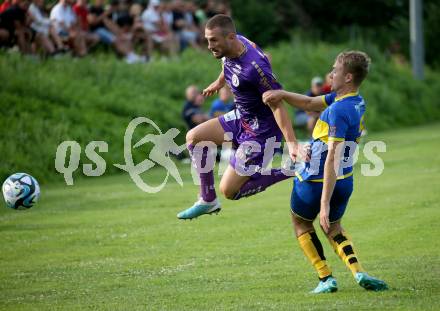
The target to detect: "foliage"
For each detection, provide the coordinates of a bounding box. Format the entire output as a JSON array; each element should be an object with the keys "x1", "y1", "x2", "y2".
[
  {"x1": 232, "y1": 0, "x2": 440, "y2": 68},
  {"x1": 1, "y1": 40, "x2": 440, "y2": 183}
]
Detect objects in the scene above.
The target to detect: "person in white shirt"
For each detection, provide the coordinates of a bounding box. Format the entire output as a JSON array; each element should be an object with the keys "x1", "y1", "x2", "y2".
[
  {"x1": 28, "y1": 0, "x2": 65, "y2": 54},
  {"x1": 141, "y1": 0, "x2": 176, "y2": 56},
  {"x1": 50, "y1": 0, "x2": 87, "y2": 56}
]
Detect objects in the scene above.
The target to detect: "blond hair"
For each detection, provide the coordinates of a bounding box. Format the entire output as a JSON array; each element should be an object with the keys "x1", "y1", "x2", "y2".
[{"x1": 336, "y1": 51, "x2": 371, "y2": 86}]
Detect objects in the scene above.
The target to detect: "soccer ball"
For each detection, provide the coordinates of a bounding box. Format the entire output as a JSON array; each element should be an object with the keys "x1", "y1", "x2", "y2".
[{"x1": 2, "y1": 173, "x2": 40, "y2": 210}]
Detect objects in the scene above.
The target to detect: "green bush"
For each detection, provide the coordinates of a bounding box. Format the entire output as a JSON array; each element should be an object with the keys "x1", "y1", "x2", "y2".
[{"x1": 1, "y1": 41, "x2": 439, "y2": 183}]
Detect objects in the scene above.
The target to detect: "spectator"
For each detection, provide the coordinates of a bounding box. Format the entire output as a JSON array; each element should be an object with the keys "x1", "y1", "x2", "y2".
[
  {"x1": 293, "y1": 76, "x2": 324, "y2": 136},
  {"x1": 50, "y1": 0, "x2": 90, "y2": 56},
  {"x1": 171, "y1": 0, "x2": 199, "y2": 51},
  {"x1": 72, "y1": 0, "x2": 99, "y2": 44},
  {"x1": 88, "y1": 0, "x2": 142, "y2": 63},
  {"x1": 129, "y1": 2, "x2": 152, "y2": 61},
  {"x1": 28, "y1": 0, "x2": 66, "y2": 55},
  {"x1": 160, "y1": 1, "x2": 173, "y2": 28},
  {"x1": 141, "y1": 0, "x2": 176, "y2": 57},
  {"x1": 110, "y1": 0, "x2": 151, "y2": 62},
  {"x1": 72, "y1": 0, "x2": 88, "y2": 31},
  {"x1": 0, "y1": 0, "x2": 31, "y2": 53},
  {"x1": 306, "y1": 76, "x2": 324, "y2": 97},
  {"x1": 321, "y1": 72, "x2": 332, "y2": 94},
  {"x1": 184, "y1": 1, "x2": 198, "y2": 27},
  {"x1": 129, "y1": 2, "x2": 144, "y2": 33},
  {"x1": 182, "y1": 85, "x2": 208, "y2": 129},
  {"x1": 209, "y1": 86, "x2": 234, "y2": 118},
  {"x1": 2, "y1": 0, "x2": 234, "y2": 59},
  {"x1": 88, "y1": 0, "x2": 117, "y2": 43}
]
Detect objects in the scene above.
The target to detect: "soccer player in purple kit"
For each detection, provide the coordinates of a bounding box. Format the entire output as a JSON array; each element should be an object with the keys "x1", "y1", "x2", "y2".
[{"x1": 177, "y1": 14, "x2": 300, "y2": 220}]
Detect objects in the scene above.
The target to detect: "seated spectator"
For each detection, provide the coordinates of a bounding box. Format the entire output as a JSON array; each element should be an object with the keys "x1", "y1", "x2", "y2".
[
  {"x1": 182, "y1": 85, "x2": 208, "y2": 129},
  {"x1": 295, "y1": 76, "x2": 324, "y2": 136},
  {"x1": 171, "y1": 0, "x2": 199, "y2": 51},
  {"x1": 28, "y1": 0, "x2": 66, "y2": 55},
  {"x1": 88, "y1": 0, "x2": 117, "y2": 44},
  {"x1": 50, "y1": 0, "x2": 90, "y2": 56},
  {"x1": 72, "y1": 0, "x2": 88, "y2": 30},
  {"x1": 72, "y1": 0, "x2": 100, "y2": 45},
  {"x1": 88, "y1": 0, "x2": 142, "y2": 63},
  {"x1": 0, "y1": 0, "x2": 31, "y2": 53},
  {"x1": 110, "y1": 0, "x2": 151, "y2": 62},
  {"x1": 209, "y1": 86, "x2": 234, "y2": 118},
  {"x1": 131, "y1": 2, "x2": 153, "y2": 62},
  {"x1": 160, "y1": 1, "x2": 173, "y2": 28},
  {"x1": 141, "y1": 0, "x2": 176, "y2": 57}
]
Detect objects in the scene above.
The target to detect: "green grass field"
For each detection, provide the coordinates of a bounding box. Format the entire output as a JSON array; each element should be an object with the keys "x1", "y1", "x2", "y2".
[{"x1": 1, "y1": 124, "x2": 439, "y2": 310}]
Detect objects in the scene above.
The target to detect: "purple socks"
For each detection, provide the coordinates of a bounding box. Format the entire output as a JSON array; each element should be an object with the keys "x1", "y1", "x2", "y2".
[
  {"x1": 232, "y1": 168, "x2": 291, "y2": 200},
  {"x1": 188, "y1": 144, "x2": 291, "y2": 202},
  {"x1": 188, "y1": 144, "x2": 217, "y2": 202}
]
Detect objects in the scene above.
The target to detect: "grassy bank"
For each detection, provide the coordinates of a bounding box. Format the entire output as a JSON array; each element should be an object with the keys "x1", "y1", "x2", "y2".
[{"x1": 1, "y1": 41, "x2": 440, "y2": 182}]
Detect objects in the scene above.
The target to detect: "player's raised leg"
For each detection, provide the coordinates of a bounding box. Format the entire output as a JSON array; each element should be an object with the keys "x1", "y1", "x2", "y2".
[
  {"x1": 220, "y1": 164, "x2": 292, "y2": 200},
  {"x1": 324, "y1": 221, "x2": 388, "y2": 291},
  {"x1": 218, "y1": 165, "x2": 250, "y2": 200},
  {"x1": 177, "y1": 118, "x2": 225, "y2": 220}
]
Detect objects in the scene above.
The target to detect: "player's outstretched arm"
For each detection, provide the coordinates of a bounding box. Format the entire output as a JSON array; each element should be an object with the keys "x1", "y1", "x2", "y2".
[
  {"x1": 269, "y1": 101, "x2": 302, "y2": 162},
  {"x1": 263, "y1": 90, "x2": 326, "y2": 112},
  {"x1": 202, "y1": 71, "x2": 226, "y2": 97}
]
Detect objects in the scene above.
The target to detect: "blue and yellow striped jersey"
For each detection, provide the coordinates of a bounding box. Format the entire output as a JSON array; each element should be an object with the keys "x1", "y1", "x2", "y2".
[{"x1": 296, "y1": 92, "x2": 366, "y2": 182}]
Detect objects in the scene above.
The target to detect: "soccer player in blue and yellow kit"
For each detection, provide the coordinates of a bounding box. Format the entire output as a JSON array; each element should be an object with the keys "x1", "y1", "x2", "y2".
[{"x1": 263, "y1": 51, "x2": 388, "y2": 293}]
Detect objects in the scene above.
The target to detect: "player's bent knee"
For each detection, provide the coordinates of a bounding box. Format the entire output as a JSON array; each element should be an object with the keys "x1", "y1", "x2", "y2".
[
  {"x1": 219, "y1": 182, "x2": 237, "y2": 200},
  {"x1": 186, "y1": 128, "x2": 197, "y2": 145}
]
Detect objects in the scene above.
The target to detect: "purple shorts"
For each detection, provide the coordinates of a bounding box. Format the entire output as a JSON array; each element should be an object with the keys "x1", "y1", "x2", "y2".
[{"x1": 219, "y1": 109, "x2": 282, "y2": 177}]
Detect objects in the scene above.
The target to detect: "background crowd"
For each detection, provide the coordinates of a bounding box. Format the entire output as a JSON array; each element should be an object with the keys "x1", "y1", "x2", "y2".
[{"x1": 0, "y1": 0, "x2": 230, "y2": 62}]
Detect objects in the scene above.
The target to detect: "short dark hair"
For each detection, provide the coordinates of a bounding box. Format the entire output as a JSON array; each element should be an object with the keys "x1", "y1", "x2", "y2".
[
  {"x1": 336, "y1": 51, "x2": 371, "y2": 86},
  {"x1": 205, "y1": 14, "x2": 236, "y2": 35}
]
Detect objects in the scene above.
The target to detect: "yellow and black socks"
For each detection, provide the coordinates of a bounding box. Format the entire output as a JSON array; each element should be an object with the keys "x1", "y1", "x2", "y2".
[
  {"x1": 297, "y1": 231, "x2": 332, "y2": 280},
  {"x1": 330, "y1": 231, "x2": 364, "y2": 276}
]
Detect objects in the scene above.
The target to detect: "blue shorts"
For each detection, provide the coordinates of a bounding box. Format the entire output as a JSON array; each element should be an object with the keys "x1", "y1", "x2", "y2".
[{"x1": 290, "y1": 176, "x2": 353, "y2": 222}]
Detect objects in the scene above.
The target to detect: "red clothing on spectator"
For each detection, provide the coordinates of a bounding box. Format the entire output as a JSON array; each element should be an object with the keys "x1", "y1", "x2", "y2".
[
  {"x1": 321, "y1": 84, "x2": 332, "y2": 94},
  {"x1": 0, "y1": 1, "x2": 11, "y2": 13},
  {"x1": 72, "y1": 4, "x2": 89, "y2": 30}
]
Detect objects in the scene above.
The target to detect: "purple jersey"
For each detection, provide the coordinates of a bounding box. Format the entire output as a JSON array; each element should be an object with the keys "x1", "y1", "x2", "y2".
[{"x1": 222, "y1": 35, "x2": 282, "y2": 138}]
